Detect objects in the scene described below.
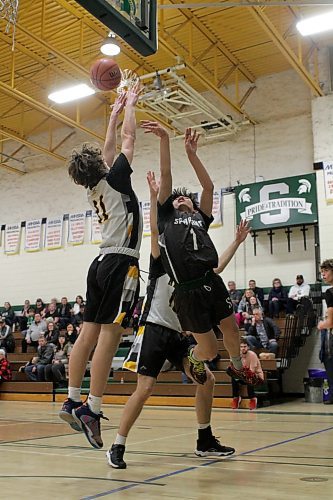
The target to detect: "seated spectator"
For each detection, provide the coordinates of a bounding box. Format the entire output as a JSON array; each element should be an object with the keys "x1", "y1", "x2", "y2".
[
  {"x1": 73, "y1": 304, "x2": 85, "y2": 331},
  {"x1": 0, "y1": 317, "x2": 15, "y2": 353},
  {"x1": 44, "y1": 334, "x2": 71, "y2": 385},
  {"x1": 286, "y1": 274, "x2": 310, "y2": 314},
  {"x1": 72, "y1": 295, "x2": 85, "y2": 315},
  {"x1": 22, "y1": 313, "x2": 47, "y2": 353},
  {"x1": 1, "y1": 302, "x2": 16, "y2": 328},
  {"x1": 236, "y1": 289, "x2": 262, "y2": 328},
  {"x1": 20, "y1": 308, "x2": 35, "y2": 338},
  {"x1": 268, "y1": 278, "x2": 287, "y2": 318},
  {"x1": 34, "y1": 298, "x2": 46, "y2": 318},
  {"x1": 24, "y1": 335, "x2": 54, "y2": 381},
  {"x1": 44, "y1": 321, "x2": 59, "y2": 346},
  {"x1": 57, "y1": 297, "x2": 72, "y2": 330},
  {"x1": 248, "y1": 279, "x2": 264, "y2": 305},
  {"x1": 66, "y1": 323, "x2": 78, "y2": 344},
  {"x1": 245, "y1": 308, "x2": 280, "y2": 355},
  {"x1": 227, "y1": 281, "x2": 242, "y2": 313},
  {"x1": 0, "y1": 348, "x2": 12, "y2": 383},
  {"x1": 44, "y1": 302, "x2": 59, "y2": 324},
  {"x1": 231, "y1": 339, "x2": 264, "y2": 410},
  {"x1": 17, "y1": 299, "x2": 31, "y2": 331},
  {"x1": 243, "y1": 296, "x2": 263, "y2": 332}
]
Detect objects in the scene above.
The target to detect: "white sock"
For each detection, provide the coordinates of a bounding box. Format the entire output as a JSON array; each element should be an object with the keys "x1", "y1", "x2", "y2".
[
  {"x1": 87, "y1": 394, "x2": 102, "y2": 414},
  {"x1": 114, "y1": 433, "x2": 127, "y2": 446},
  {"x1": 68, "y1": 387, "x2": 81, "y2": 402},
  {"x1": 198, "y1": 422, "x2": 210, "y2": 430}
]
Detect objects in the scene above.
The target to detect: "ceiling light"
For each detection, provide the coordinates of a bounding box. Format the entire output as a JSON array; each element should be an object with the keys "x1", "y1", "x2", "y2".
[
  {"x1": 100, "y1": 33, "x2": 121, "y2": 56},
  {"x1": 296, "y1": 11, "x2": 333, "y2": 36},
  {"x1": 48, "y1": 84, "x2": 95, "y2": 104}
]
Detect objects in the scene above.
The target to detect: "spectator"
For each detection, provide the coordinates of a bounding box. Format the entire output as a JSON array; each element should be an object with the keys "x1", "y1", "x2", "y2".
[
  {"x1": 248, "y1": 279, "x2": 264, "y2": 305},
  {"x1": 57, "y1": 297, "x2": 72, "y2": 330},
  {"x1": 34, "y1": 298, "x2": 46, "y2": 317},
  {"x1": 318, "y1": 259, "x2": 333, "y2": 405},
  {"x1": 0, "y1": 318, "x2": 15, "y2": 353},
  {"x1": 236, "y1": 289, "x2": 262, "y2": 328},
  {"x1": 0, "y1": 349, "x2": 12, "y2": 383},
  {"x1": 73, "y1": 304, "x2": 85, "y2": 331},
  {"x1": 268, "y1": 278, "x2": 287, "y2": 318},
  {"x1": 44, "y1": 321, "x2": 59, "y2": 346},
  {"x1": 17, "y1": 299, "x2": 31, "y2": 331},
  {"x1": 227, "y1": 281, "x2": 242, "y2": 313},
  {"x1": 243, "y1": 296, "x2": 263, "y2": 332},
  {"x1": 20, "y1": 308, "x2": 35, "y2": 338},
  {"x1": 22, "y1": 313, "x2": 47, "y2": 353},
  {"x1": 44, "y1": 302, "x2": 59, "y2": 324},
  {"x1": 72, "y1": 295, "x2": 85, "y2": 315},
  {"x1": 246, "y1": 308, "x2": 280, "y2": 355},
  {"x1": 66, "y1": 323, "x2": 78, "y2": 344},
  {"x1": 44, "y1": 334, "x2": 71, "y2": 385},
  {"x1": 1, "y1": 302, "x2": 16, "y2": 328},
  {"x1": 24, "y1": 336, "x2": 54, "y2": 381},
  {"x1": 286, "y1": 274, "x2": 310, "y2": 314},
  {"x1": 231, "y1": 339, "x2": 264, "y2": 410}
]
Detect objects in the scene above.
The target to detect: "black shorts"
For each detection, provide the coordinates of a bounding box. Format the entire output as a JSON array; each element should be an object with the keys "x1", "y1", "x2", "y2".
[
  {"x1": 84, "y1": 253, "x2": 140, "y2": 326},
  {"x1": 173, "y1": 273, "x2": 233, "y2": 333},
  {"x1": 123, "y1": 322, "x2": 188, "y2": 378}
]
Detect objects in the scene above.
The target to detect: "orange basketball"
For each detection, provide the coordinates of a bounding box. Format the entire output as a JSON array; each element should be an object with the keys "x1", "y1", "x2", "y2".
[{"x1": 90, "y1": 58, "x2": 121, "y2": 91}]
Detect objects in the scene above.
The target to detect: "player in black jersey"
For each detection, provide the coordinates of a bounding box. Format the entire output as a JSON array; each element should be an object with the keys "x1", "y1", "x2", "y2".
[
  {"x1": 318, "y1": 259, "x2": 333, "y2": 404},
  {"x1": 141, "y1": 120, "x2": 261, "y2": 387}
]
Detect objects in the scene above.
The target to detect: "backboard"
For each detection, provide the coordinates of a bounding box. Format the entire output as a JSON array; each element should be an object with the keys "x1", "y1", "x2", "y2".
[{"x1": 75, "y1": 0, "x2": 157, "y2": 56}]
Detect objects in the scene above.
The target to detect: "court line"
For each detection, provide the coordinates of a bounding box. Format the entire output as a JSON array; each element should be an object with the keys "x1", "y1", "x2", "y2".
[{"x1": 81, "y1": 424, "x2": 333, "y2": 499}]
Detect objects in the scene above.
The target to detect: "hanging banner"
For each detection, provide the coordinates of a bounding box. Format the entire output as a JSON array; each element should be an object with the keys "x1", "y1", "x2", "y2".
[
  {"x1": 141, "y1": 201, "x2": 151, "y2": 237},
  {"x1": 210, "y1": 190, "x2": 223, "y2": 228},
  {"x1": 323, "y1": 161, "x2": 333, "y2": 204},
  {"x1": 235, "y1": 173, "x2": 318, "y2": 230},
  {"x1": 68, "y1": 212, "x2": 86, "y2": 245},
  {"x1": 5, "y1": 223, "x2": 21, "y2": 255},
  {"x1": 45, "y1": 216, "x2": 64, "y2": 250},
  {"x1": 91, "y1": 213, "x2": 102, "y2": 244},
  {"x1": 25, "y1": 219, "x2": 42, "y2": 252}
]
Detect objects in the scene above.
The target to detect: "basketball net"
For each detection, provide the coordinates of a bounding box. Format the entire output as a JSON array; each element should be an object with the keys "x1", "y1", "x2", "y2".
[
  {"x1": 117, "y1": 69, "x2": 139, "y2": 94},
  {"x1": 0, "y1": 0, "x2": 19, "y2": 49}
]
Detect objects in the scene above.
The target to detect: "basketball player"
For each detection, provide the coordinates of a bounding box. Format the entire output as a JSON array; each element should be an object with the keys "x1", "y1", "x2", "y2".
[
  {"x1": 59, "y1": 83, "x2": 143, "y2": 449},
  {"x1": 140, "y1": 120, "x2": 260, "y2": 387},
  {"x1": 107, "y1": 169, "x2": 249, "y2": 469}
]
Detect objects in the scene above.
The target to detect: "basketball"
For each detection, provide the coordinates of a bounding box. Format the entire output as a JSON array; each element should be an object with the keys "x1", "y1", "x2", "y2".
[{"x1": 90, "y1": 58, "x2": 121, "y2": 91}]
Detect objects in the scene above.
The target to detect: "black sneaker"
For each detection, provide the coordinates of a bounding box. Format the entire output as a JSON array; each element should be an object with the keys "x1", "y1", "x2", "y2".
[
  {"x1": 73, "y1": 403, "x2": 109, "y2": 449},
  {"x1": 195, "y1": 436, "x2": 235, "y2": 457},
  {"x1": 188, "y1": 346, "x2": 207, "y2": 385},
  {"x1": 106, "y1": 444, "x2": 127, "y2": 469},
  {"x1": 59, "y1": 398, "x2": 83, "y2": 432}
]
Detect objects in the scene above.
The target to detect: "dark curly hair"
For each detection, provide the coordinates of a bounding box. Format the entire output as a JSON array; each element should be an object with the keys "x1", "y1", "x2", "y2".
[
  {"x1": 68, "y1": 143, "x2": 109, "y2": 189},
  {"x1": 171, "y1": 187, "x2": 199, "y2": 210},
  {"x1": 320, "y1": 259, "x2": 333, "y2": 271}
]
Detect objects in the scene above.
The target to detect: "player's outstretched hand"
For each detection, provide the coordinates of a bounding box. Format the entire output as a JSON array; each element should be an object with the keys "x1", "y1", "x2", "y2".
[
  {"x1": 110, "y1": 91, "x2": 127, "y2": 116},
  {"x1": 235, "y1": 218, "x2": 251, "y2": 244},
  {"x1": 140, "y1": 120, "x2": 169, "y2": 139},
  {"x1": 184, "y1": 127, "x2": 199, "y2": 156},
  {"x1": 126, "y1": 80, "x2": 143, "y2": 107},
  {"x1": 147, "y1": 170, "x2": 159, "y2": 199}
]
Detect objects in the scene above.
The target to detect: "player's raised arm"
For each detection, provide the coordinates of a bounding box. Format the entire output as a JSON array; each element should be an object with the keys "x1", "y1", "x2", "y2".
[
  {"x1": 141, "y1": 120, "x2": 172, "y2": 205},
  {"x1": 120, "y1": 81, "x2": 142, "y2": 165},
  {"x1": 147, "y1": 171, "x2": 160, "y2": 259},
  {"x1": 214, "y1": 219, "x2": 251, "y2": 274},
  {"x1": 103, "y1": 92, "x2": 127, "y2": 168},
  {"x1": 184, "y1": 128, "x2": 213, "y2": 216}
]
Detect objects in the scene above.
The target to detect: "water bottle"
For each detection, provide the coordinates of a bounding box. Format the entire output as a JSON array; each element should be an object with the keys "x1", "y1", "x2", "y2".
[{"x1": 323, "y1": 379, "x2": 330, "y2": 402}]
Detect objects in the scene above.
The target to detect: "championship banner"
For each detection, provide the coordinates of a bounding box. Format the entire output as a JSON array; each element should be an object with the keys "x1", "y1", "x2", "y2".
[
  {"x1": 4, "y1": 223, "x2": 21, "y2": 255},
  {"x1": 68, "y1": 212, "x2": 86, "y2": 245},
  {"x1": 210, "y1": 190, "x2": 223, "y2": 228},
  {"x1": 141, "y1": 201, "x2": 151, "y2": 237},
  {"x1": 25, "y1": 219, "x2": 42, "y2": 252},
  {"x1": 323, "y1": 161, "x2": 333, "y2": 204},
  {"x1": 45, "y1": 216, "x2": 63, "y2": 250},
  {"x1": 91, "y1": 213, "x2": 102, "y2": 244}
]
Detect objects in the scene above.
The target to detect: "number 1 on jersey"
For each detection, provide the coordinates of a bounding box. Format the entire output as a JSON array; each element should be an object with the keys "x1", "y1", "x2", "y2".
[{"x1": 190, "y1": 228, "x2": 198, "y2": 250}]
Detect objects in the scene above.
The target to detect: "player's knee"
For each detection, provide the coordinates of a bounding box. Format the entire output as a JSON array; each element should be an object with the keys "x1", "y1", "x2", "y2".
[
  {"x1": 205, "y1": 370, "x2": 215, "y2": 387},
  {"x1": 137, "y1": 378, "x2": 155, "y2": 400}
]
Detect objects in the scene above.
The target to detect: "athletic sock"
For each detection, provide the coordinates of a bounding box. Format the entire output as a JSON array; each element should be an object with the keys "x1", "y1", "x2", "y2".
[
  {"x1": 190, "y1": 347, "x2": 202, "y2": 361},
  {"x1": 198, "y1": 424, "x2": 213, "y2": 441},
  {"x1": 87, "y1": 394, "x2": 102, "y2": 415},
  {"x1": 198, "y1": 422, "x2": 210, "y2": 430},
  {"x1": 68, "y1": 387, "x2": 81, "y2": 402},
  {"x1": 114, "y1": 433, "x2": 127, "y2": 446},
  {"x1": 231, "y1": 356, "x2": 242, "y2": 370}
]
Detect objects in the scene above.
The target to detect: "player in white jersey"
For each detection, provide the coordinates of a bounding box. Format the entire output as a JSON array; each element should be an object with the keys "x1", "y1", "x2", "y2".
[{"x1": 59, "y1": 83, "x2": 143, "y2": 449}]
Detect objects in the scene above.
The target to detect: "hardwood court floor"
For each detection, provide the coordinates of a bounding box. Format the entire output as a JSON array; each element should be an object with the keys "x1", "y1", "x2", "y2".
[{"x1": 0, "y1": 400, "x2": 332, "y2": 499}]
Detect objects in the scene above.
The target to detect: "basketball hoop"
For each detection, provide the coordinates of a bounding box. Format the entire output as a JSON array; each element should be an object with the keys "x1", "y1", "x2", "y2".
[
  {"x1": 117, "y1": 69, "x2": 139, "y2": 94},
  {"x1": 0, "y1": 0, "x2": 19, "y2": 49}
]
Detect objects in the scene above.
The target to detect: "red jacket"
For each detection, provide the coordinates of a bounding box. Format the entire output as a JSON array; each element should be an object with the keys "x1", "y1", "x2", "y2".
[{"x1": 0, "y1": 358, "x2": 12, "y2": 381}]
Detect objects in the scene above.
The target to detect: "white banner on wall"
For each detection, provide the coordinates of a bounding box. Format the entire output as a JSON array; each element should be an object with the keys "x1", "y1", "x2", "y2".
[
  {"x1": 5, "y1": 223, "x2": 21, "y2": 255},
  {"x1": 211, "y1": 190, "x2": 223, "y2": 228},
  {"x1": 323, "y1": 161, "x2": 333, "y2": 204},
  {"x1": 91, "y1": 213, "x2": 102, "y2": 244},
  {"x1": 45, "y1": 217, "x2": 63, "y2": 250},
  {"x1": 25, "y1": 219, "x2": 42, "y2": 252},
  {"x1": 141, "y1": 201, "x2": 151, "y2": 237},
  {"x1": 68, "y1": 212, "x2": 86, "y2": 245}
]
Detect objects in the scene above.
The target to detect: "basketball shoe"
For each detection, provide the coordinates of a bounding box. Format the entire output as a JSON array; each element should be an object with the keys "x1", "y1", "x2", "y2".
[
  {"x1": 226, "y1": 363, "x2": 261, "y2": 385},
  {"x1": 59, "y1": 398, "x2": 83, "y2": 432},
  {"x1": 231, "y1": 396, "x2": 241, "y2": 410},
  {"x1": 73, "y1": 403, "x2": 109, "y2": 449},
  {"x1": 106, "y1": 444, "x2": 127, "y2": 469},
  {"x1": 188, "y1": 346, "x2": 207, "y2": 385},
  {"x1": 195, "y1": 435, "x2": 235, "y2": 457},
  {"x1": 249, "y1": 397, "x2": 257, "y2": 411}
]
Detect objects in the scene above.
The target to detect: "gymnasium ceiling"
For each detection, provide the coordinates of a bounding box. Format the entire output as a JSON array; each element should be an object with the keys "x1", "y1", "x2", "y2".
[{"x1": 0, "y1": 0, "x2": 333, "y2": 174}]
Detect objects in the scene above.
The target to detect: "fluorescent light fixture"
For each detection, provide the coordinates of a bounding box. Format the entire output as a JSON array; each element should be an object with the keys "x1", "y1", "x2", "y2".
[
  {"x1": 48, "y1": 84, "x2": 95, "y2": 104},
  {"x1": 296, "y1": 11, "x2": 333, "y2": 36},
  {"x1": 100, "y1": 33, "x2": 121, "y2": 56}
]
